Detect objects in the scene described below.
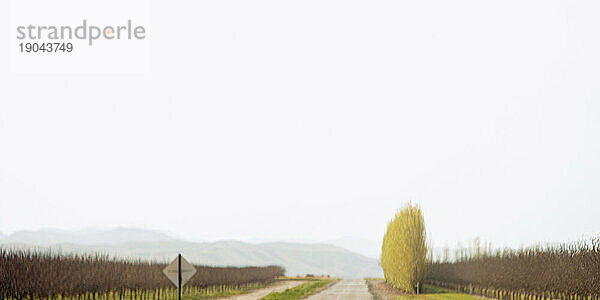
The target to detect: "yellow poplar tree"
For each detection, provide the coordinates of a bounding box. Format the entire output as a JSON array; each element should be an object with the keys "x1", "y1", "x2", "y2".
[{"x1": 381, "y1": 203, "x2": 429, "y2": 293}]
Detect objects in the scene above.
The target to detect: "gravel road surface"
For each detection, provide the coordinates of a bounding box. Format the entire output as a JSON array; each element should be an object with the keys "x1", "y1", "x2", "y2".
[{"x1": 305, "y1": 279, "x2": 373, "y2": 300}]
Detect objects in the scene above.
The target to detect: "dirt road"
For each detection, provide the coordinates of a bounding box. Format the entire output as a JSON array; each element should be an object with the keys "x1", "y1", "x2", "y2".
[
  {"x1": 218, "y1": 280, "x2": 305, "y2": 300},
  {"x1": 305, "y1": 279, "x2": 373, "y2": 300}
]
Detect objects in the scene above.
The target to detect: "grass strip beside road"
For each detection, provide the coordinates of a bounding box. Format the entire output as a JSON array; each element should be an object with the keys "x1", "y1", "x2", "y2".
[
  {"x1": 276, "y1": 276, "x2": 334, "y2": 281},
  {"x1": 260, "y1": 279, "x2": 335, "y2": 300}
]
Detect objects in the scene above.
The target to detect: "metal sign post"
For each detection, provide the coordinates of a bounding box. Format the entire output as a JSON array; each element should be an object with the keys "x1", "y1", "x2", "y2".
[{"x1": 178, "y1": 254, "x2": 182, "y2": 300}]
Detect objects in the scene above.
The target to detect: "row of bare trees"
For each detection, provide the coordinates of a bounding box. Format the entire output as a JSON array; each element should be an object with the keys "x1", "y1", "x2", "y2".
[
  {"x1": 0, "y1": 248, "x2": 285, "y2": 300},
  {"x1": 427, "y1": 238, "x2": 600, "y2": 299}
]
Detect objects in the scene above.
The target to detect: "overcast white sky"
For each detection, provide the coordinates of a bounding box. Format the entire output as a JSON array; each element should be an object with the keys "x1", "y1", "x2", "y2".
[{"x1": 1, "y1": 0, "x2": 599, "y2": 249}]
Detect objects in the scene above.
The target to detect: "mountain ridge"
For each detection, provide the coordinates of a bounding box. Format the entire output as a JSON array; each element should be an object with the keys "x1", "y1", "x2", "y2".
[{"x1": 0, "y1": 227, "x2": 382, "y2": 278}]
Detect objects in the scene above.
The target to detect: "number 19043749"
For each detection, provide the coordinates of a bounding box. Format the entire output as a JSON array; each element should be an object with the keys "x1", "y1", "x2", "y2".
[{"x1": 19, "y1": 42, "x2": 73, "y2": 53}]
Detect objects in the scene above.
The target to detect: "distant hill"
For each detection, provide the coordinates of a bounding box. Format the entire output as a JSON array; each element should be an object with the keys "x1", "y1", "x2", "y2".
[
  {"x1": 326, "y1": 237, "x2": 380, "y2": 259},
  {"x1": 0, "y1": 228, "x2": 382, "y2": 278},
  {"x1": 247, "y1": 236, "x2": 381, "y2": 259},
  {"x1": 0, "y1": 227, "x2": 175, "y2": 245}
]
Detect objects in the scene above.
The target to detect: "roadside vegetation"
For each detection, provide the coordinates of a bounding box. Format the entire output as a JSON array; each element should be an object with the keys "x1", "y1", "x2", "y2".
[
  {"x1": 378, "y1": 203, "x2": 600, "y2": 300},
  {"x1": 0, "y1": 248, "x2": 284, "y2": 300},
  {"x1": 381, "y1": 203, "x2": 429, "y2": 293},
  {"x1": 427, "y1": 238, "x2": 600, "y2": 300},
  {"x1": 368, "y1": 280, "x2": 489, "y2": 300},
  {"x1": 260, "y1": 278, "x2": 335, "y2": 300}
]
